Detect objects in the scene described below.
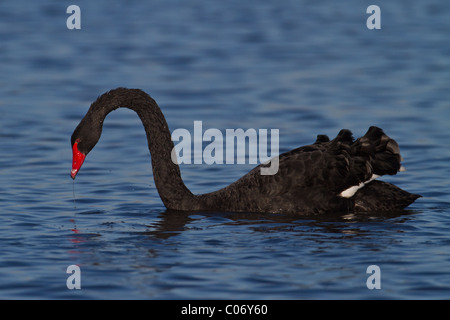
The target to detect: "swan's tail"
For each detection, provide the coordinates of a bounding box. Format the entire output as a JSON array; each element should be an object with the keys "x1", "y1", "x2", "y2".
[{"x1": 354, "y1": 180, "x2": 421, "y2": 211}]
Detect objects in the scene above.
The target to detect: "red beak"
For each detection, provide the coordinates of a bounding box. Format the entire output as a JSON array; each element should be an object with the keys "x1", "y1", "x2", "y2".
[{"x1": 71, "y1": 141, "x2": 86, "y2": 179}]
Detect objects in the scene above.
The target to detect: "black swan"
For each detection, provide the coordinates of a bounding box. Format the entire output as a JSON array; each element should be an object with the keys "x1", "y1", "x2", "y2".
[{"x1": 70, "y1": 88, "x2": 420, "y2": 214}]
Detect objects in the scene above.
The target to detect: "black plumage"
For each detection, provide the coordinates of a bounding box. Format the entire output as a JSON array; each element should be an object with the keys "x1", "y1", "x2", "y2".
[{"x1": 71, "y1": 88, "x2": 420, "y2": 215}]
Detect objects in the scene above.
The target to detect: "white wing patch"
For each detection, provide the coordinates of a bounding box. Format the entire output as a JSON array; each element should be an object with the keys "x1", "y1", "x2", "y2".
[
  {"x1": 339, "y1": 164, "x2": 406, "y2": 198},
  {"x1": 339, "y1": 174, "x2": 380, "y2": 198}
]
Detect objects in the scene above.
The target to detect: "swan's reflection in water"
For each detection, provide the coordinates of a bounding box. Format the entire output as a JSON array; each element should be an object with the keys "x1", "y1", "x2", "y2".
[
  {"x1": 143, "y1": 209, "x2": 419, "y2": 240},
  {"x1": 65, "y1": 208, "x2": 422, "y2": 299}
]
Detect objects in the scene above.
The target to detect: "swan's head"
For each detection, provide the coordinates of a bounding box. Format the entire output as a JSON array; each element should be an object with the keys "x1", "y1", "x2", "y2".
[{"x1": 70, "y1": 117, "x2": 102, "y2": 179}]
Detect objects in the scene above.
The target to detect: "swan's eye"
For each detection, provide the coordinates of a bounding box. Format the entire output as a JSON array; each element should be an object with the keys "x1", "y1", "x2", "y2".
[{"x1": 72, "y1": 138, "x2": 81, "y2": 147}]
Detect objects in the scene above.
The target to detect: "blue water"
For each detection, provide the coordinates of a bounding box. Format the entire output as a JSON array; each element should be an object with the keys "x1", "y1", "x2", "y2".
[{"x1": 1, "y1": 0, "x2": 450, "y2": 299}]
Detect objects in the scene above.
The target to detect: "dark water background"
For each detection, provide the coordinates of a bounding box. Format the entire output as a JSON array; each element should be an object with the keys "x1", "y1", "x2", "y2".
[{"x1": 1, "y1": 0, "x2": 449, "y2": 299}]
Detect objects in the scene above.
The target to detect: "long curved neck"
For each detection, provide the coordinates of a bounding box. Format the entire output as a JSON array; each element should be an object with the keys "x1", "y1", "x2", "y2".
[{"x1": 91, "y1": 88, "x2": 195, "y2": 210}]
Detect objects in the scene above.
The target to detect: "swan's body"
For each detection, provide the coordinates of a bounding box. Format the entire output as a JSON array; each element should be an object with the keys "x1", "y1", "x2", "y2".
[{"x1": 71, "y1": 88, "x2": 420, "y2": 215}]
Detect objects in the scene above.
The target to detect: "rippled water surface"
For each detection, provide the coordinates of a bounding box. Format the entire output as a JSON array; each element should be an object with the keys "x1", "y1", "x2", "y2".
[{"x1": 1, "y1": 0, "x2": 449, "y2": 299}]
